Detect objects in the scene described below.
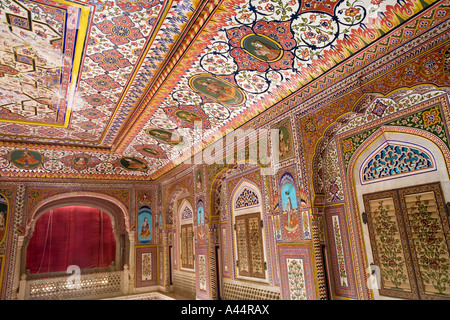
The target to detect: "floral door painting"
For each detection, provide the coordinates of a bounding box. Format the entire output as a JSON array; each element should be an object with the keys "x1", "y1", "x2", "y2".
[{"x1": 363, "y1": 182, "x2": 450, "y2": 300}]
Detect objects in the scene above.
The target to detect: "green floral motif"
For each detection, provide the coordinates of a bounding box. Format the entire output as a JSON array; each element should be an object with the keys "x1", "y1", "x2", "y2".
[
  {"x1": 372, "y1": 200, "x2": 409, "y2": 289},
  {"x1": 341, "y1": 128, "x2": 377, "y2": 172},
  {"x1": 387, "y1": 105, "x2": 449, "y2": 149},
  {"x1": 342, "y1": 105, "x2": 449, "y2": 172},
  {"x1": 407, "y1": 195, "x2": 450, "y2": 295}
]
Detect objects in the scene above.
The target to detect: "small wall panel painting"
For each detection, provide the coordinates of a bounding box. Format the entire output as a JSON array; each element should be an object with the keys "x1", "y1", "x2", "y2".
[
  {"x1": 274, "y1": 214, "x2": 282, "y2": 241},
  {"x1": 280, "y1": 171, "x2": 301, "y2": 241},
  {"x1": 135, "y1": 246, "x2": 157, "y2": 288},
  {"x1": 278, "y1": 245, "x2": 316, "y2": 300},
  {"x1": 302, "y1": 210, "x2": 311, "y2": 240},
  {"x1": 221, "y1": 224, "x2": 230, "y2": 277},
  {"x1": 9, "y1": 150, "x2": 42, "y2": 169},
  {"x1": 275, "y1": 119, "x2": 294, "y2": 161},
  {"x1": 196, "y1": 246, "x2": 210, "y2": 299},
  {"x1": 196, "y1": 168, "x2": 203, "y2": 191},
  {"x1": 324, "y1": 205, "x2": 358, "y2": 299},
  {"x1": 159, "y1": 248, "x2": 164, "y2": 286},
  {"x1": 199, "y1": 254, "x2": 207, "y2": 292},
  {"x1": 0, "y1": 194, "x2": 8, "y2": 245},
  {"x1": 138, "y1": 206, "x2": 152, "y2": 244}
]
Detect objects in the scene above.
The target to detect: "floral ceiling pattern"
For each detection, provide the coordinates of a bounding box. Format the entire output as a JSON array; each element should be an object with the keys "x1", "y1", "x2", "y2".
[{"x1": 0, "y1": 0, "x2": 444, "y2": 179}]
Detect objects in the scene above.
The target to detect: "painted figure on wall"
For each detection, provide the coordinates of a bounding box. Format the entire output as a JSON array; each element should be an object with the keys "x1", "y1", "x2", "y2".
[
  {"x1": 197, "y1": 200, "x2": 205, "y2": 242},
  {"x1": 189, "y1": 74, "x2": 246, "y2": 106},
  {"x1": 140, "y1": 217, "x2": 151, "y2": 240},
  {"x1": 280, "y1": 172, "x2": 300, "y2": 241},
  {"x1": 9, "y1": 150, "x2": 42, "y2": 169},
  {"x1": 196, "y1": 169, "x2": 203, "y2": 191},
  {"x1": 278, "y1": 126, "x2": 290, "y2": 159},
  {"x1": 138, "y1": 206, "x2": 152, "y2": 244}
]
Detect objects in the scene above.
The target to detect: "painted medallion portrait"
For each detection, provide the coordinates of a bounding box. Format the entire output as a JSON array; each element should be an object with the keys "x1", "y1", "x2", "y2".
[
  {"x1": 241, "y1": 34, "x2": 283, "y2": 62},
  {"x1": 135, "y1": 144, "x2": 168, "y2": 159},
  {"x1": 119, "y1": 157, "x2": 148, "y2": 171},
  {"x1": 142, "y1": 147, "x2": 163, "y2": 157},
  {"x1": 72, "y1": 155, "x2": 90, "y2": 170},
  {"x1": 138, "y1": 205, "x2": 152, "y2": 244},
  {"x1": 146, "y1": 128, "x2": 185, "y2": 146},
  {"x1": 164, "y1": 105, "x2": 211, "y2": 129},
  {"x1": 189, "y1": 74, "x2": 246, "y2": 106},
  {"x1": 9, "y1": 150, "x2": 43, "y2": 169},
  {"x1": 175, "y1": 110, "x2": 202, "y2": 124},
  {"x1": 139, "y1": 192, "x2": 151, "y2": 204}
]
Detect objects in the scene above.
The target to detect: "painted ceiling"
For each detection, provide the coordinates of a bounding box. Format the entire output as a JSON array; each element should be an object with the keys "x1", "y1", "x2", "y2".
[{"x1": 0, "y1": 0, "x2": 446, "y2": 180}]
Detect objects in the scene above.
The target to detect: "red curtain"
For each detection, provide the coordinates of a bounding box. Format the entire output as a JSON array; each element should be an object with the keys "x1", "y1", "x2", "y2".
[{"x1": 26, "y1": 206, "x2": 116, "y2": 274}]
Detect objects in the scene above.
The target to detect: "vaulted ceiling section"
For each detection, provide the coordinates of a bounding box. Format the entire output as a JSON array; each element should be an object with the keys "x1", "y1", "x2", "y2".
[{"x1": 0, "y1": 0, "x2": 447, "y2": 180}]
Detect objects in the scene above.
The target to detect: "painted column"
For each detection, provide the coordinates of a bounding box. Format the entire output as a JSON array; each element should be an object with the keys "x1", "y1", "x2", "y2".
[{"x1": 12, "y1": 235, "x2": 25, "y2": 300}]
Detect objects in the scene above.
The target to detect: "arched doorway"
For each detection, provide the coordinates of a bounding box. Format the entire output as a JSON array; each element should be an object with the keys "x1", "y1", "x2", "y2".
[
  {"x1": 16, "y1": 192, "x2": 132, "y2": 300},
  {"x1": 313, "y1": 86, "x2": 450, "y2": 300},
  {"x1": 351, "y1": 131, "x2": 450, "y2": 300},
  {"x1": 25, "y1": 206, "x2": 117, "y2": 274}
]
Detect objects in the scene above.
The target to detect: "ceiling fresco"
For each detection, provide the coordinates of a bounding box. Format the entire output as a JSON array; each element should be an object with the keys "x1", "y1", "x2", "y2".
[{"x1": 0, "y1": 0, "x2": 447, "y2": 180}]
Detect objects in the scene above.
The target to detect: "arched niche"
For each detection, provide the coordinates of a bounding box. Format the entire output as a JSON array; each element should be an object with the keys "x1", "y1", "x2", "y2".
[
  {"x1": 165, "y1": 187, "x2": 189, "y2": 227},
  {"x1": 21, "y1": 192, "x2": 132, "y2": 277}
]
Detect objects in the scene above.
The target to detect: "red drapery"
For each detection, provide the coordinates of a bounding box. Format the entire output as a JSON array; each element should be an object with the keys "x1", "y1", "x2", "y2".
[{"x1": 26, "y1": 206, "x2": 116, "y2": 274}]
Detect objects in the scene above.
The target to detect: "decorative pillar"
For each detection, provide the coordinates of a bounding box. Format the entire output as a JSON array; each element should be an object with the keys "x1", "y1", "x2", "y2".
[
  {"x1": 12, "y1": 235, "x2": 25, "y2": 300},
  {"x1": 163, "y1": 230, "x2": 170, "y2": 288},
  {"x1": 128, "y1": 231, "x2": 135, "y2": 293},
  {"x1": 209, "y1": 225, "x2": 218, "y2": 300},
  {"x1": 122, "y1": 264, "x2": 130, "y2": 295},
  {"x1": 17, "y1": 274, "x2": 27, "y2": 300}
]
